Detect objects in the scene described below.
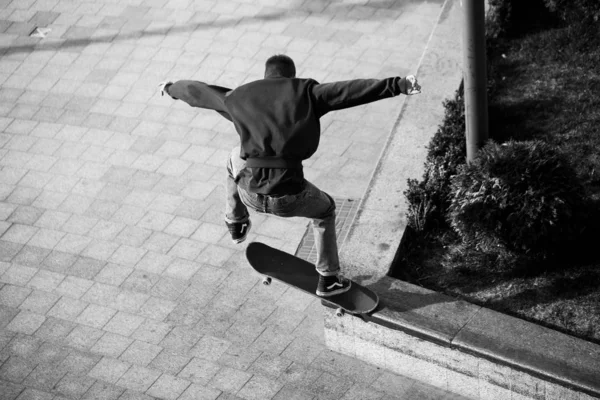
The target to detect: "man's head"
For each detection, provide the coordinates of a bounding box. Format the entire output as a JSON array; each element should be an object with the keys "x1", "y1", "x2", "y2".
[{"x1": 264, "y1": 54, "x2": 296, "y2": 78}]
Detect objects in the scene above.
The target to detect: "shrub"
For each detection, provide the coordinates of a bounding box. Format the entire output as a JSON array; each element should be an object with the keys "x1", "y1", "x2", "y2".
[
  {"x1": 486, "y1": 0, "x2": 557, "y2": 39},
  {"x1": 543, "y1": 0, "x2": 600, "y2": 24},
  {"x1": 448, "y1": 140, "x2": 586, "y2": 255},
  {"x1": 404, "y1": 83, "x2": 467, "y2": 231}
]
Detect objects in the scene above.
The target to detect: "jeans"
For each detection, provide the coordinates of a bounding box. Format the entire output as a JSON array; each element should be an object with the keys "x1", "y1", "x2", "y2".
[{"x1": 225, "y1": 147, "x2": 340, "y2": 276}]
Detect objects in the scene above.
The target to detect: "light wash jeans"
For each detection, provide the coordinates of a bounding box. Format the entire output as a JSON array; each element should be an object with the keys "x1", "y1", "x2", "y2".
[{"x1": 225, "y1": 147, "x2": 340, "y2": 276}]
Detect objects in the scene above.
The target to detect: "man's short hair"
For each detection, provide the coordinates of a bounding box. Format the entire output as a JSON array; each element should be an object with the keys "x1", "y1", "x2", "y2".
[{"x1": 265, "y1": 54, "x2": 296, "y2": 78}]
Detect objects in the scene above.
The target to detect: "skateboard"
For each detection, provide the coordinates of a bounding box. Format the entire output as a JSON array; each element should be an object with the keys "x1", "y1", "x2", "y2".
[{"x1": 245, "y1": 242, "x2": 379, "y2": 317}]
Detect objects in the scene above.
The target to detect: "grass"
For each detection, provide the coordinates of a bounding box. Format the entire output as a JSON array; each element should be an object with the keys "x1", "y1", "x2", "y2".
[{"x1": 392, "y1": 17, "x2": 600, "y2": 344}]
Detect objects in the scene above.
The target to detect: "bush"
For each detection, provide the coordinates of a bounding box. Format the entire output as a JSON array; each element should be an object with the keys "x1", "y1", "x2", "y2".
[
  {"x1": 486, "y1": 0, "x2": 557, "y2": 39},
  {"x1": 404, "y1": 83, "x2": 466, "y2": 231},
  {"x1": 448, "y1": 140, "x2": 586, "y2": 255},
  {"x1": 543, "y1": 0, "x2": 600, "y2": 24}
]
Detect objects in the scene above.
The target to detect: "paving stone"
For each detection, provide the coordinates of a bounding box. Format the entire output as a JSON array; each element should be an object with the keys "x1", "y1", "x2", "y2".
[
  {"x1": 277, "y1": 362, "x2": 324, "y2": 388},
  {"x1": 14, "y1": 388, "x2": 54, "y2": 400},
  {"x1": 90, "y1": 332, "x2": 133, "y2": 358},
  {"x1": 58, "y1": 215, "x2": 96, "y2": 237},
  {"x1": 224, "y1": 321, "x2": 267, "y2": 347},
  {"x1": 113, "y1": 290, "x2": 150, "y2": 315},
  {"x1": 1, "y1": 225, "x2": 36, "y2": 249},
  {"x1": 159, "y1": 326, "x2": 202, "y2": 353},
  {"x1": 46, "y1": 297, "x2": 87, "y2": 321},
  {"x1": 339, "y1": 384, "x2": 385, "y2": 400},
  {"x1": 262, "y1": 308, "x2": 306, "y2": 334},
  {"x1": 0, "y1": 356, "x2": 37, "y2": 383},
  {"x1": 88, "y1": 357, "x2": 131, "y2": 384},
  {"x1": 164, "y1": 302, "x2": 204, "y2": 326},
  {"x1": 0, "y1": 330, "x2": 15, "y2": 351},
  {"x1": 218, "y1": 344, "x2": 263, "y2": 372},
  {"x1": 310, "y1": 351, "x2": 382, "y2": 386},
  {"x1": 178, "y1": 382, "x2": 221, "y2": 400},
  {"x1": 89, "y1": 220, "x2": 125, "y2": 241},
  {"x1": 121, "y1": 270, "x2": 160, "y2": 294},
  {"x1": 54, "y1": 233, "x2": 94, "y2": 255},
  {"x1": 208, "y1": 366, "x2": 252, "y2": 393},
  {"x1": 41, "y1": 251, "x2": 77, "y2": 274},
  {"x1": 34, "y1": 317, "x2": 76, "y2": 341},
  {"x1": 167, "y1": 238, "x2": 207, "y2": 261},
  {"x1": 161, "y1": 257, "x2": 201, "y2": 280},
  {"x1": 146, "y1": 373, "x2": 191, "y2": 400},
  {"x1": 6, "y1": 206, "x2": 44, "y2": 225},
  {"x1": 76, "y1": 303, "x2": 117, "y2": 329},
  {"x1": 234, "y1": 298, "x2": 277, "y2": 325},
  {"x1": 0, "y1": 240, "x2": 23, "y2": 262},
  {"x1": 177, "y1": 357, "x2": 221, "y2": 385},
  {"x1": 116, "y1": 389, "x2": 156, "y2": 400},
  {"x1": 197, "y1": 244, "x2": 235, "y2": 267},
  {"x1": 306, "y1": 371, "x2": 354, "y2": 399},
  {"x1": 149, "y1": 276, "x2": 188, "y2": 301},
  {"x1": 54, "y1": 373, "x2": 96, "y2": 399},
  {"x1": 148, "y1": 350, "x2": 190, "y2": 376},
  {"x1": 21, "y1": 290, "x2": 59, "y2": 314},
  {"x1": 116, "y1": 365, "x2": 161, "y2": 392},
  {"x1": 81, "y1": 380, "x2": 125, "y2": 400},
  {"x1": 110, "y1": 245, "x2": 147, "y2": 266},
  {"x1": 5, "y1": 334, "x2": 43, "y2": 359},
  {"x1": 81, "y1": 239, "x2": 120, "y2": 261},
  {"x1": 104, "y1": 311, "x2": 145, "y2": 337},
  {"x1": 119, "y1": 340, "x2": 162, "y2": 367},
  {"x1": 143, "y1": 232, "x2": 179, "y2": 254},
  {"x1": 94, "y1": 263, "x2": 133, "y2": 286},
  {"x1": 22, "y1": 361, "x2": 67, "y2": 392},
  {"x1": 12, "y1": 246, "x2": 49, "y2": 268},
  {"x1": 237, "y1": 374, "x2": 284, "y2": 400},
  {"x1": 116, "y1": 226, "x2": 153, "y2": 247},
  {"x1": 0, "y1": 380, "x2": 25, "y2": 400},
  {"x1": 131, "y1": 318, "x2": 173, "y2": 345},
  {"x1": 27, "y1": 269, "x2": 64, "y2": 292},
  {"x1": 272, "y1": 386, "x2": 315, "y2": 400},
  {"x1": 370, "y1": 372, "x2": 417, "y2": 398},
  {"x1": 190, "y1": 264, "x2": 230, "y2": 288},
  {"x1": 60, "y1": 350, "x2": 102, "y2": 375},
  {"x1": 64, "y1": 325, "x2": 104, "y2": 351},
  {"x1": 0, "y1": 284, "x2": 31, "y2": 308},
  {"x1": 5, "y1": 310, "x2": 46, "y2": 335},
  {"x1": 247, "y1": 353, "x2": 293, "y2": 380},
  {"x1": 26, "y1": 228, "x2": 65, "y2": 250}
]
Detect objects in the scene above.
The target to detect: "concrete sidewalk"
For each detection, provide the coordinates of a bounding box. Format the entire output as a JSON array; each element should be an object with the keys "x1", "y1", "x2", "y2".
[{"x1": 0, "y1": 0, "x2": 468, "y2": 398}]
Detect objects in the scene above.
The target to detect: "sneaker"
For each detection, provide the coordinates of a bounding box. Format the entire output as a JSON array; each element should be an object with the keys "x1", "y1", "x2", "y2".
[
  {"x1": 316, "y1": 274, "x2": 352, "y2": 297},
  {"x1": 226, "y1": 220, "x2": 251, "y2": 244}
]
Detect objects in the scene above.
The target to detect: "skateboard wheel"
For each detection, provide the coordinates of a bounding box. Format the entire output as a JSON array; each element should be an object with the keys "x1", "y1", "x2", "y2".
[
  {"x1": 335, "y1": 308, "x2": 344, "y2": 317},
  {"x1": 263, "y1": 277, "x2": 272, "y2": 286}
]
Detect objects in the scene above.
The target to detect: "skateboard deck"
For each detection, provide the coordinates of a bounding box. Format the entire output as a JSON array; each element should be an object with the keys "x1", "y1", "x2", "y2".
[{"x1": 246, "y1": 242, "x2": 379, "y2": 316}]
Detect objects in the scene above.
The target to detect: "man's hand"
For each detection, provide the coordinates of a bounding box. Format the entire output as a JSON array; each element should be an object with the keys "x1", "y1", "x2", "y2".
[
  {"x1": 158, "y1": 81, "x2": 173, "y2": 97},
  {"x1": 400, "y1": 75, "x2": 421, "y2": 95}
]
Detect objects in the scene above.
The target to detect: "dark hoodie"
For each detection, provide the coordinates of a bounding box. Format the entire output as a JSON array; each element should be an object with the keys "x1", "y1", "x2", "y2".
[{"x1": 166, "y1": 76, "x2": 407, "y2": 195}]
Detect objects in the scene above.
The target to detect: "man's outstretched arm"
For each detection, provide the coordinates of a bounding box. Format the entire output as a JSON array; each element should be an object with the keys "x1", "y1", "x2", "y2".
[
  {"x1": 159, "y1": 80, "x2": 233, "y2": 121},
  {"x1": 312, "y1": 76, "x2": 421, "y2": 116}
]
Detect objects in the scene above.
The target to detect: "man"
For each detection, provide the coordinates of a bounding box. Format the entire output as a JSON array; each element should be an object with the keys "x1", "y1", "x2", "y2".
[{"x1": 159, "y1": 54, "x2": 421, "y2": 297}]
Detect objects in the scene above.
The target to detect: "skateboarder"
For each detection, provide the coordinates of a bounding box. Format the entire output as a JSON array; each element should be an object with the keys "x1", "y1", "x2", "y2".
[{"x1": 159, "y1": 54, "x2": 421, "y2": 297}]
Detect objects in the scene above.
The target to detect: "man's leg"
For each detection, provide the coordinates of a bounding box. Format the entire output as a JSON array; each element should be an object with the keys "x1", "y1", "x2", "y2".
[
  {"x1": 225, "y1": 147, "x2": 251, "y2": 243},
  {"x1": 270, "y1": 181, "x2": 350, "y2": 295},
  {"x1": 271, "y1": 182, "x2": 340, "y2": 275}
]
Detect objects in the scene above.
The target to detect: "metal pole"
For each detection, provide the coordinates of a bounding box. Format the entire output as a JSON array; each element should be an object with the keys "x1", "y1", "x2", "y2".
[{"x1": 462, "y1": 0, "x2": 489, "y2": 163}]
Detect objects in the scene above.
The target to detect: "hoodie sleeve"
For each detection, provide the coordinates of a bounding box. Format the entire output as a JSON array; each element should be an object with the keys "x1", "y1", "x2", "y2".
[
  {"x1": 311, "y1": 77, "x2": 405, "y2": 116},
  {"x1": 166, "y1": 80, "x2": 233, "y2": 121}
]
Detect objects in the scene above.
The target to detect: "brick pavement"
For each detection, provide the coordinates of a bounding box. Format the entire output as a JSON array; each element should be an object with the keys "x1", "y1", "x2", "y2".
[{"x1": 0, "y1": 0, "x2": 469, "y2": 398}]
